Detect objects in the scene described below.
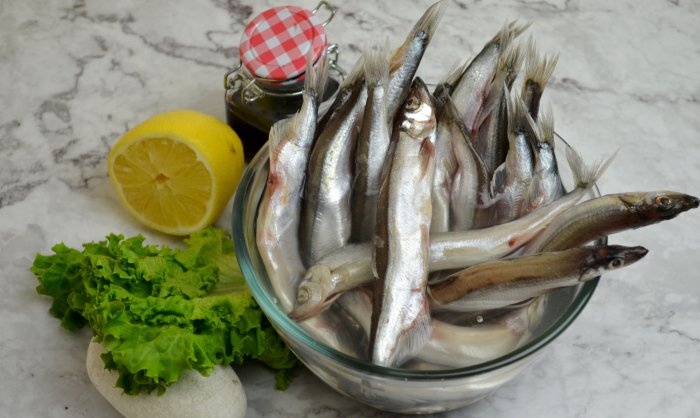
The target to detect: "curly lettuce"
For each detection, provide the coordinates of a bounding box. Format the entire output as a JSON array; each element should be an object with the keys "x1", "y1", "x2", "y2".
[{"x1": 31, "y1": 227, "x2": 298, "y2": 394}]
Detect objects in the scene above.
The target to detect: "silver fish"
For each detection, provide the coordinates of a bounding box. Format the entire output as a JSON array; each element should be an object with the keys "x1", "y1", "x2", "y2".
[
  {"x1": 523, "y1": 110, "x2": 565, "y2": 213},
  {"x1": 289, "y1": 151, "x2": 606, "y2": 319},
  {"x1": 415, "y1": 296, "x2": 546, "y2": 367},
  {"x1": 316, "y1": 55, "x2": 365, "y2": 135},
  {"x1": 371, "y1": 78, "x2": 437, "y2": 367},
  {"x1": 289, "y1": 243, "x2": 373, "y2": 321},
  {"x1": 476, "y1": 43, "x2": 525, "y2": 177},
  {"x1": 300, "y1": 72, "x2": 367, "y2": 265},
  {"x1": 442, "y1": 95, "x2": 491, "y2": 231},
  {"x1": 523, "y1": 190, "x2": 700, "y2": 254},
  {"x1": 332, "y1": 285, "x2": 548, "y2": 369},
  {"x1": 430, "y1": 87, "x2": 457, "y2": 233},
  {"x1": 428, "y1": 245, "x2": 649, "y2": 312},
  {"x1": 452, "y1": 21, "x2": 529, "y2": 140},
  {"x1": 490, "y1": 90, "x2": 536, "y2": 224},
  {"x1": 257, "y1": 57, "x2": 328, "y2": 313},
  {"x1": 351, "y1": 44, "x2": 391, "y2": 242},
  {"x1": 385, "y1": 0, "x2": 446, "y2": 119}
]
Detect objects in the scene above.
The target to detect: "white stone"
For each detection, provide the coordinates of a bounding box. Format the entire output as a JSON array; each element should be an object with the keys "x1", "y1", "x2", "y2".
[{"x1": 86, "y1": 340, "x2": 247, "y2": 418}]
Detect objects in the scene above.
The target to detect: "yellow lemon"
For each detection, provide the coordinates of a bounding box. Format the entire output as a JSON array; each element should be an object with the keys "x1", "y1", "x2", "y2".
[{"x1": 108, "y1": 110, "x2": 244, "y2": 235}]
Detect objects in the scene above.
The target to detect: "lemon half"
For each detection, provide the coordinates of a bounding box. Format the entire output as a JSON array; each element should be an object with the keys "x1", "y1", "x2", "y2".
[{"x1": 108, "y1": 110, "x2": 244, "y2": 235}]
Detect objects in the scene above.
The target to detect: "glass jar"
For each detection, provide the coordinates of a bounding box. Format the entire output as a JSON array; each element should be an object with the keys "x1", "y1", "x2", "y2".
[{"x1": 225, "y1": 1, "x2": 345, "y2": 161}]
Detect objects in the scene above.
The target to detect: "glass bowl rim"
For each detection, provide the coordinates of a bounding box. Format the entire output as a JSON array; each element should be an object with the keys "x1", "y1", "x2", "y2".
[{"x1": 231, "y1": 135, "x2": 603, "y2": 380}]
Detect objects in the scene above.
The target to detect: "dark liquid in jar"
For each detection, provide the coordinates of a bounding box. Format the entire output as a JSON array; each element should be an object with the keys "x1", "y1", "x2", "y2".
[{"x1": 226, "y1": 78, "x2": 340, "y2": 161}]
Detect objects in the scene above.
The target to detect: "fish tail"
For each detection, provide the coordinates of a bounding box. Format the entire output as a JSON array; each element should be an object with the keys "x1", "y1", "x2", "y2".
[
  {"x1": 339, "y1": 53, "x2": 366, "y2": 90},
  {"x1": 505, "y1": 86, "x2": 532, "y2": 134},
  {"x1": 363, "y1": 41, "x2": 391, "y2": 89},
  {"x1": 524, "y1": 37, "x2": 559, "y2": 90},
  {"x1": 538, "y1": 106, "x2": 555, "y2": 147},
  {"x1": 567, "y1": 146, "x2": 619, "y2": 190},
  {"x1": 491, "y1": 20, "x2": 532, "y2": 50},
  {"x1": 437, "y1": 58, "x2": 470, "y2": 90},
  {"x1": 412, "y1": 0, "x2": 447, "y2": 40},
  {"x1": 394, "y1": 314, "x2": 432, "y2": 367},
  {"x1": 521, "y1": 37, "x2": 558, "y2": 119},
  {"x1": 478, "y1": 43, "x2": 525, "y2": 128},
  {"x1": 390, "y1": 0, "x2": 446, "y2": 70},
  {"x1": 304, "y1": 49, "x2": 329, "y2": 104},
  {"x1": 501, "y1": 42, "x2": 526, "y2": 87}
]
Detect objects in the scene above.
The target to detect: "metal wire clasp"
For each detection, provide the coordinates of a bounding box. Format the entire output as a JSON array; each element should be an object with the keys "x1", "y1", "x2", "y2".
[{"x1": 312, "y1": 0, "x2": 336, "y2": 26}]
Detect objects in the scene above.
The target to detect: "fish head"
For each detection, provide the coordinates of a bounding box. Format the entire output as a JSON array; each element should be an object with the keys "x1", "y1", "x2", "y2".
[
  {"x1": 288, "y1": 265, "x2": 338, "y2": 322},
  {"x1": 398, "y1": 77, "x2": 437, "y2": 139},
  {"x1": 583, "y1": 245, "x2": 649, "y2": 277},
  {"x1": 621, "y1": 191, "x2": 700, "y2": 222}
]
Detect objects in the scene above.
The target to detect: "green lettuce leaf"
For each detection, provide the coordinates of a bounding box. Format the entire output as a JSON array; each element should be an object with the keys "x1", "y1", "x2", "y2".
[{"x1": 31, "y1": 227, "x2": 299, "y2": 394}]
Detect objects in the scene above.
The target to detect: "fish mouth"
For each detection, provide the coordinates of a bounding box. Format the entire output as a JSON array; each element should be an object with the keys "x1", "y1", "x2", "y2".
[
  {"x1": 622, "y1": 246, "x2": 649, "y2": 264},
  {"x1": 683, "y1": 194, "x2": 700, "y2": 209},
  {"x1": 661, "y1": 193, "x2": 700, "y2": 220}
]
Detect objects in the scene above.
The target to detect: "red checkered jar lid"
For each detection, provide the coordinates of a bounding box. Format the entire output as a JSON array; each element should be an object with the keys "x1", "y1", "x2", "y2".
[{"x1": 240, "y1": 5, "x2": 328, "y2": 82}]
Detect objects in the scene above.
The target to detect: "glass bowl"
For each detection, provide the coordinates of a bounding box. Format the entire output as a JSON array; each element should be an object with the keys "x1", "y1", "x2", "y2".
[{"x1": 231, "y1": 136, "x2": 601, "y2": 414}]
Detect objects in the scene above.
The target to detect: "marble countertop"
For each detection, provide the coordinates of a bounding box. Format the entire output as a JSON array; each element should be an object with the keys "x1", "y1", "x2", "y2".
[{"x1": 2, "y1": 0, "x2": 699, "y2": 416}]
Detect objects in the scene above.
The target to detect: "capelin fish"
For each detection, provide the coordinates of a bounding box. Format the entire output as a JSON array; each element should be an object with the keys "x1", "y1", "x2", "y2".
[
  {"x1": 523, "y1": 110, "x2": 565, "y2": 214},
  {"x1": 522, "y1": 190, "x2": 700, "y2": 254},
  {"x1": 442, "y1": 95, "x2": 491, "y2": 231},
  {"x1": 520, "y1": 37, "x2": 559, "y2": 120},
  {"x1": 490, "y1": 90, "x2": 537, "y2": 224},
  {"x1": 332, "y1": 284, "x2": 547, "y2": 369},
  {"x1": 452, "y1": 21, "x2": 530, "y2": 140},
  {"x1": 316, "y1": 56, "x2": 365, "y2": 135},
  {"x1": 385, "y1": 0, "x2": 446, "y2": 119},
  {"x1": 428, "y1": 245, "x2": 649, "y2": 312},
  {"x1": 287, "y1": 148, "x2": 607, "y2": 319},
  {"x1": 430, "y1": 144, "x2": 609, "y2": 270},
  {"x1": 476, "y1": 43, "x2": 525, "y2": 177},
  {"x1": 257, "y1": 57, "x2": 328, "y2": 313},
  {"x1": 371, "y1": 77, "x2": 437, "y2": 367},
  {"x1": 289, "y1": 243, "x2": 373, "y2": 321},
  {"x1": 430, "y1": 88, "x2": 456, "y2": 233},
  {"x1": 415, "y1": 296, "x2": 546, "y2": 368},
  {"x1": 300, "y1": 71, "x2": 368, "y2": 266},
  {"x1": 351, "y1": 44, "x2": 391, "y2": 242}
]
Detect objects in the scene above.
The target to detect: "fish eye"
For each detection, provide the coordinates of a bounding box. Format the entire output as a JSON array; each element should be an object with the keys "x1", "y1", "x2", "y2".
[
  {"x1": 655, "y1": 195, "x2": 672, "y2": 208},
  {"x1": 608, "y1": 258, "x2": 624, "y2": 269},
  {"x1": 405, "y1": 97, "x2": 420, "y2": 111}
]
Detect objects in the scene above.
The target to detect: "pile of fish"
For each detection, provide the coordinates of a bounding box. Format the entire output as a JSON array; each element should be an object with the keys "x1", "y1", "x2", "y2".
[{"x1": 255, "y1": 0, "x2": 699, "y2": 369}]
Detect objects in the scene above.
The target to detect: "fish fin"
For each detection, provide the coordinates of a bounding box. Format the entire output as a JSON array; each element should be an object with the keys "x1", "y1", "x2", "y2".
[
  {"x1": 363, "y1": 41, "x2": 391, "y2": 89},
  {"x1": 567, "y1": 145, "x2": 619, "y2": 189},
  {"x1": 267, "y1": 117, "x2": 297, "y2": 162},
  {"x1": 390, "y1": 0, "x2": 446, "y2": 71}
]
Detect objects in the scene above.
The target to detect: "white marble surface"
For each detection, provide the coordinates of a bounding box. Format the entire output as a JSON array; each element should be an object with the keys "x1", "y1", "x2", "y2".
[{"x1": 2, "y1": 0, "x2": 699, "y2": 417}]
